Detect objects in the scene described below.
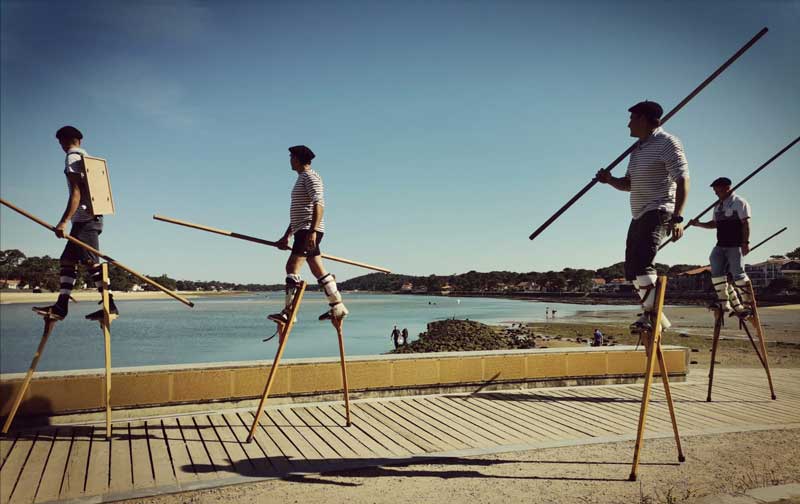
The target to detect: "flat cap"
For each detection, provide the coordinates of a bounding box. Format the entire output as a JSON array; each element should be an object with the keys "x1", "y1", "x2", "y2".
[
  {"x1": 710, "y1": 177, "x2": 732, "y2": 187},
  {"x1": 628, "y1": 100, "x2": 664, "y2": 121},
  {"x1": 55, "y1": 125, "x2": 83, "y2": 141},
  {"x1": 288, "y1": 145, "x2": 315, "y2": 165}
]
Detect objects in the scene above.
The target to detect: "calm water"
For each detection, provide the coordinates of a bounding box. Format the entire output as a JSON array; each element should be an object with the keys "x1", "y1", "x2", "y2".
[{"x1": 0, "y1": 293, "x2": 634, "y2": 373}]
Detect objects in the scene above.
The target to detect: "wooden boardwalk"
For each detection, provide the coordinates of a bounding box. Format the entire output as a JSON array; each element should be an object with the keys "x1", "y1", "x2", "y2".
[{"x1": 1, "y1": 368, "x2": 798, "y2": 503}]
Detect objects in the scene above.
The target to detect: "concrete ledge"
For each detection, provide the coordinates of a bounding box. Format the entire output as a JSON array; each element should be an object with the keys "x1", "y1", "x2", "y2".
[{"x1": 0, "y1": 345, "x2": 688, "y2": 419}]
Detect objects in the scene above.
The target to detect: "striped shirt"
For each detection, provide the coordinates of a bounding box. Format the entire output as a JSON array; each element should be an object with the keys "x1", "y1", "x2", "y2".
[
  {"x1": 290, "y1": 168, "x2": 325, "y2": 234},
  {"x1": 64, "y1": 148, "x2": 94, "y2": 223},
  {"x1": 625, "y1": 128, "x2": 689, "y2": 219}
]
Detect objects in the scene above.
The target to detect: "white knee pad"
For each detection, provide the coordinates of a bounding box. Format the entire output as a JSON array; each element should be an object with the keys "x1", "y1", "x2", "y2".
[
  {"x1": 636, "y1": 274, "x2": 658, "y2": 312},
  {"x1": 712, "y1": 276, "x2": 730, "y2": 301},
  {"x1": 318, "y1": 273, "x2": 342, "y2": 305},
  {"x1": 284, "y1": 273, "x2": 302, "y2": 309},
  {"x1": 734, "y1": 276, "x2": 753, "y2": 304}
]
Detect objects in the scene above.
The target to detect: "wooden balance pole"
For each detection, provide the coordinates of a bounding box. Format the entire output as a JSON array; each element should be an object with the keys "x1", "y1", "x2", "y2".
[
  {"x1": 2, "y1": 318, "x2": 58, "y2": 434},
  {"x1": 247, "y1": 282, "x2": 307, "y2": 443},
  {"x1": 333, "y1": 317, "x2": 352, "y2": 426},
  {"x1": 629, "y1": 276, "x2": 685, "y2": 481},
  {"x1": 99, "y1": 263, "x2": 118, "y2": 438},
  {"x1": 0, "y1": 198, "x2": 194, "y2": 307},
  {"x1": 153, "y1": 214, "x2": 391, "y2": 274},
  {"x1": 528, "y1": 27, "x2": 769, "y2": 242}
]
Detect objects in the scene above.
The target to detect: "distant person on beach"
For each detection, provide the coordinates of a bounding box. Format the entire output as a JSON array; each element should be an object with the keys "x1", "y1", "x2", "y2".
[
  {"x1": 552, "y1": 309, "x2": 557, "y2": 318},
  {"x1": 689, "y1": 177, "x2": 752, "y2": 318},
  {"x1": 593, "y1": 328, "x2": 604, "y2": 347},
  {"x1": 596, "y1": 100, "x2": 689, "y2": 333},
  {"x1": 401, "y1": 327, "x2": 409, "y2": 346},
  {"x1": 391, "y1": 325, "x2": 401, "y2": 349},
  {"x1": 33, "y1": 126, "x2": 117, "y2": 322},
  {"x1": 545, "y1": 307, "x2": 550, "y2": 319},
  {"x1": 269, "y1": 145, "x2": 348, "y2": 325}
]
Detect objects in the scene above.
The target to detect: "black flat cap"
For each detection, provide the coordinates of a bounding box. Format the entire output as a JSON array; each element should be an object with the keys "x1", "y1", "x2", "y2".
[
  {"x1": 288, "y1": 145, "x2": 315, "y2": 165},
  {"x1": 710, "y1": 177, "x2": 732, "y2": 187},
  {"x1": 55, "y1": 125, "x2": 83, "y2": 141},
  {"x1": 628, "y1": 100, "x2": 664, "y2": 122}
]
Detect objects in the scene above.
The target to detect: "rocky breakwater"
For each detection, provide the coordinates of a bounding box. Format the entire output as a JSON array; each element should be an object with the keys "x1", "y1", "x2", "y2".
[{"x1": 392, "y1": 319, "x2": 536, "y2": 354}]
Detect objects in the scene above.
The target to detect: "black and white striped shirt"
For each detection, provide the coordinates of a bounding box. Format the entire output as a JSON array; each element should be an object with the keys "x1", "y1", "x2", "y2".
[
  {"x1": 290, "y1": 169, "x2": 325, "y2": 233},
  {"x1": 625, "y1": 128, "x2": 689, "y2": 219}
]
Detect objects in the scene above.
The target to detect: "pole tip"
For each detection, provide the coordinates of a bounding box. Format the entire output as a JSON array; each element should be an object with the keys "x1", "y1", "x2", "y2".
[{"x1": 188, "y1": 301, "x2": 195, "y2": 308}]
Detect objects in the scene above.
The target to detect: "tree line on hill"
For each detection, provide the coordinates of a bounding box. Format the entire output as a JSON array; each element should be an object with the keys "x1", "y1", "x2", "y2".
[
  {"x1": 2, "y1": 246, "x2": 798, "y2": 294},
  {"x1": 0, "y1": 249, "x2": 281, "y2": 292}
]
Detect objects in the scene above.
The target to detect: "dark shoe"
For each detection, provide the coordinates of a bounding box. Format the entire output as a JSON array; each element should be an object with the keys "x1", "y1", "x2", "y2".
[
  {"x1": 85, "y1": 305, "x2": 119, "y2": 321},
  {"x1": 319, "y1": 302, "x2": 349, "y2": 321},
  {"x1": 629, "y1": 313, "x2": 652, "y2": 333},
  {"x1": 729, "y1": 308, "x2": 752, "y2": 320},
  {"x1": 32, "y1": 304, "x2": 67, "y2": 320},
  {"x1": 268, "y1": 311, "x2": 296, "y2": 324}
]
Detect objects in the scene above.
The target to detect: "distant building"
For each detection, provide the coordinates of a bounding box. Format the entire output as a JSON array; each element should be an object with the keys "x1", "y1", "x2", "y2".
[
  {"x1": 400, "y1": 282, "x2": 413, "y2": 292},
  {"x1": 673, "y1": 266, "x2": 712, "y2": 292},
  {"x1": 1, "y1": 278, "x2": 21, "y2": 289},
  {"x1": 591, "y1": 278, "x2": 606, "y2": 292},
  {"x1": 778, "y1": 261, "x2": 800, "y2": 288},
  {"x1": 746, "y1": 258, "x2": 790, "y2": 288}
]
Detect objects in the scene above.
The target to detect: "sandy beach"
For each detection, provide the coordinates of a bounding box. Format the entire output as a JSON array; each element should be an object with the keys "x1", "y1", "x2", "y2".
[
  {"x1": 565, "y1": 304, "x2": 800, "y2": 344},
  {"x1": 0, "y1": 290, "x2": 250, "y2": 305}
]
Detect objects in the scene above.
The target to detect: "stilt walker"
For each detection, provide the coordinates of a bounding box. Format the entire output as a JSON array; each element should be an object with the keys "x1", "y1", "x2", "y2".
[
  {"x1": 689, "y1": 179, "x2": 777, "y2": 401},
  {"x1": 592, "y1": 101, "x2": 689, "y2": 479},
  {"x1": 1, "y1": 150, "x2": 192, "y2": 438},
  {"x1": 249, "y1": 145, "x2": 353, "y2": 442},
  {"x1": 629, "y1": 276, "x2": 684, "y2": 481}
]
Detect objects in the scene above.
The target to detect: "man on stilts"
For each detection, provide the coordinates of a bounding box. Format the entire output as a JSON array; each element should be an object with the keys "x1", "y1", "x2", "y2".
[
  {"x1": 690, "y1": 177, "x2": 753, "y2": 318},
  {"x1": 596, "y1": 101, "x2": 690, "y2": 332},
  {"x1": 33, "y1": 126, "x2": 118, "y2": 321},
  {"x1": 269, "y1": 145, "x2": 348, "y2": 324}
]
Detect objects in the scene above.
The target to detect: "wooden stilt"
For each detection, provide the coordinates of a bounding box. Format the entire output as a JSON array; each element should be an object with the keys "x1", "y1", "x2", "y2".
[
  {"x1": 98, "y1": 263, "x2": 117, "y2": 439},
  {"x1": 2, "y1": 317, "x2": 58, "y2": 434},
  {"x1": 655, "y1": 345, "x2": 685, "y2": 463},
  {"x1": 247, "y1": 282, "x2": 307, "y2": 443},
  {"x1": 629, "y1": 276, "x2": 683, "y2": 481},
  {"x1": 705, "y1": 281, "x2": 776, "y2": 401},
  {"x1": 745, "y1": 281, "x2": 776, "y2": 400},
  {"x1": 332, "y1": 317, "x2": 351, "y2": 426},
  {"x1": 706, "y1": 308, "x2": 724, "y2": 402}
]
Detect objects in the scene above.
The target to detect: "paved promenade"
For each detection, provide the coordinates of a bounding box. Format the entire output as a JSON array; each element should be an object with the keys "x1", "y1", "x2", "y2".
[{"x1": 1, "y1": 368, "x2": 798, "y2": 504}]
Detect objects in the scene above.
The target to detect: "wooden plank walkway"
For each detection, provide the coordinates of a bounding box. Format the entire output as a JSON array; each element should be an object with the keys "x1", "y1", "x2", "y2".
[{"x1": 1, "y1": 368, "x2": 798, "y2": 504}]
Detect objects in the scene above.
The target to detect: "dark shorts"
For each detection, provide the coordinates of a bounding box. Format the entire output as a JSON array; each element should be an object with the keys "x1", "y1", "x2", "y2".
[
  {"x1": 61, "y1": 217, "x2": 103, "y2": 264},
  {"x1": 291, "y1": 229, "x2": 324, "y2": 257},
  {"x1": 624, "y1": 209, "x2": 670, "y2": 280}
]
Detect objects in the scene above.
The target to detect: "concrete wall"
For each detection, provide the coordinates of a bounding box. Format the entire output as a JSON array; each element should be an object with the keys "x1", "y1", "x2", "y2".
[{"x1": 0, "y1": 346, "x2": 687, "y2": 418}]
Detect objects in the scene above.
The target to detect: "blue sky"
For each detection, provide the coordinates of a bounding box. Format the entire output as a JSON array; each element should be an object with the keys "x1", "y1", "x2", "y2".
[{"x1": 1, "y1": 0, "x2": 798, "y2": 284}]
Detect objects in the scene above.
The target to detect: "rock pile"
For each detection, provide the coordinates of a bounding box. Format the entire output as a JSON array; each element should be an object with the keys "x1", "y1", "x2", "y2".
[{"x1": 392, "y1": 319, "x2": 536, "y2": 354}]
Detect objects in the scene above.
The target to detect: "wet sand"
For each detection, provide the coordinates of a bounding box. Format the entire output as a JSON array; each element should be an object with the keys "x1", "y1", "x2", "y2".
[{"x1": 564, "y1": 304, "x2": 800, "y2": 344}]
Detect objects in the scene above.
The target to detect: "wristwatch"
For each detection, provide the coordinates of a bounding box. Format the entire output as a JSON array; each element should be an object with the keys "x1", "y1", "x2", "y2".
[{"x1": 671, "y1": 215, "x2": 684, "y2": 224}]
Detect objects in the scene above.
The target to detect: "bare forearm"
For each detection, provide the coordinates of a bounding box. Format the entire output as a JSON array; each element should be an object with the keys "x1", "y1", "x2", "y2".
[
  {"x1": 694, "y1": 220, "x2": 716, "y2": 229},
  {"x1": 742, "y1": 220, "x2": 750, "y2": 243},
  {"x1": 311, "y1": 203, "x2": 324, "y2": 231},
  {"x1": 59, "y1": 188, "x2": 81, "y2": 225},
  {"x1": 674, "y1": 176, "x2": 689, "y2": 217},
  {"x1": 607, "y1": 176, "x2": 631, "y2": 192}
]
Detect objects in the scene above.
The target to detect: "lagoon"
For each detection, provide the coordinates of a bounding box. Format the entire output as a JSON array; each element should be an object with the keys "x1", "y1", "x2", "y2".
[{"x1": 0, "y1": 293, "x2": 636, "y2": 374}]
